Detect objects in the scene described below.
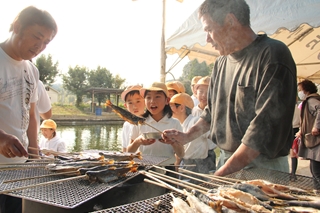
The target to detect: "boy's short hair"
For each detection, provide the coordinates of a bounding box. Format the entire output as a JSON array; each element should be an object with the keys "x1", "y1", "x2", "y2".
[
  {"x1": 121, "y1": 85, "x2": 143, "y2": 101},
  {"x1": 10, "y1": 6, "x2": 57, "y2": 36}
]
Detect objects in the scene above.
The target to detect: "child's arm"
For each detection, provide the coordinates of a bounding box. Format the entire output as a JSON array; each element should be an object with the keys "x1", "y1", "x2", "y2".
[
  {"x1": 171, "y1": 142, "x2": 185, "y2": 159},
  {"x1": 127, "y1": 136, "x2": 156, "y2": 153}
]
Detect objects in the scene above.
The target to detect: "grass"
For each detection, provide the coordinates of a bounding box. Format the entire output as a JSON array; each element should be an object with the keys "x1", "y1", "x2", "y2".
[{"x1": 52, "y1": 104, "x2": 88, "y2": 116}]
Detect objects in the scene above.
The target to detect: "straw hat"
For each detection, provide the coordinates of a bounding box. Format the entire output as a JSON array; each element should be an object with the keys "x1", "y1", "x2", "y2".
[
  {"x1": 194, "y1": 76, "x2": 210, "y2": 90},
  {"x1": 166, "y1": 81, "x2": 185, "y2": 93},
  {"x1": 191, "y1": 76, "x2": 203, "y2": 86},
  {"x1": 121, "y1": 85, "x2": 143, "y2": 101},
  {"x1": 40, "y1": 119, "x2": 57, "y2": 130},
  {"x1": 140, "y1": 82, "x2": 168, "y2": 97},
  {"x1": 170, "y1": 93, "x2": 194, "y2": 109}
]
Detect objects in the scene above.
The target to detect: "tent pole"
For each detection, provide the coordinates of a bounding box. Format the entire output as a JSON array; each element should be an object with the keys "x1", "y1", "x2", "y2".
[{"x1": 160, "y1": 0, "x2": 166, "y2": 83}]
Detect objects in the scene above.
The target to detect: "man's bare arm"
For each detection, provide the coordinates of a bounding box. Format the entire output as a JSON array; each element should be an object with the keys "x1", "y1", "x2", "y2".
[
  {"x1": 214, "y1": 143, "x2": 260, "y2": 176},
  {"x1": 27, "y1": 103, "x2": 39, "y2": 156}
]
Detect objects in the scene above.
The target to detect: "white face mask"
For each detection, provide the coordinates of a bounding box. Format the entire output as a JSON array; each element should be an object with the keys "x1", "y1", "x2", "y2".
[{"x1": 298, "y1": 91, "x2": 307, "y2": 100}]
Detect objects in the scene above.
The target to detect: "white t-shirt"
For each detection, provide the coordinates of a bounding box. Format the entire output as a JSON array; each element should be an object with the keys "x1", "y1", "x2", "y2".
[
  {"x1": 39, "y1": 134, "x2": 67, "y2": 153},
  {"x1": 182, "y1": 115, "x2": 208, "y2": 159},
  {"x1": 0, "y1": 47, "x2": 39, "y2": 163},
  {"x1": 192, "y1": 105, "x2": 216, "y2": 150},
  {"x1": 122, "y1": 121, "x2": 134, "y2": 149},
  {"x1": 130, "y1": 115, "x2": 182, "y2": 163},
  {"x1": 191, "y1": 94, "x2": 199, "y2": 108},
  {"x1": 36, "y1": 80, "x2": 51, "y2": 131}
]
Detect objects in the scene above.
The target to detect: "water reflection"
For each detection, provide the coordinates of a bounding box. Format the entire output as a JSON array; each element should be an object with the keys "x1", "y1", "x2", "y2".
[{"x1": 53, "y1": 124, "x2": 123, "y2": 152}]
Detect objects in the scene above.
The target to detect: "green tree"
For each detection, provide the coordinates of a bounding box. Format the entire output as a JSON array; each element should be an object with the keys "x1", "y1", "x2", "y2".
[
  {"x1": 179, "y1": 59, "x2": 214, "y2": 95},
  {"x1": 35, "y1": 54, "x2": 59, "y2": 84},
  {"x1": 112, "y1": 74, "x2": 126, "y2": 88},
  {"x1": 62, "y1": 66, "x2": 88, "y2": 107},
  {"x1": 88, "y1": 66, "x2": 114, "y2": 106}
]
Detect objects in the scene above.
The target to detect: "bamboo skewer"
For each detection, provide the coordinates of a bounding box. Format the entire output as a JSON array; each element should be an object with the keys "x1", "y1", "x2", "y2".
[
  {"x1": 28, "y1": 153, "x2": 54, "y2": 160},
  {"x1": 141, "y1": 171, "x2": 207, "y2": 194},
  {"x1": 2, "y1": 171, "x2": 79, "y2": 183},
  {"x1": 143, "y1": 122, "x2": 163, "y2": 134},
  {"x1": 179, "y1": 168, "x2": 235, "y2": 185},
  {"x1": 152, "y1": 165, "x2": 220, "y2": 187},
  {"x1": 0, "y1": 175, "x2": 87, "y2": 194},
  {"x1": 0, "y1": 166, "x2": 45, "y2": 171},
  {"x1": 148, "y1": 170, "x2": 209, "y2": 192}
]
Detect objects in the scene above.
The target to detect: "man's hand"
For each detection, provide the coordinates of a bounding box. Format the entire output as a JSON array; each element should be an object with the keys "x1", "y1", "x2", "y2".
[{"x1": 0, "y1": 130, "x2": 28, "y2": 158}]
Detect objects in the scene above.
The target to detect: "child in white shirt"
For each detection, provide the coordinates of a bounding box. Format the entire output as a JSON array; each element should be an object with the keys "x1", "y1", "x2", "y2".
[
  {"x1": 170, "y1": 93, "x2": 215, "y2": 176},
  {"x1": 120, "y1": 85, "x2": 145, "y2": 152},
  {"x1": 127, "y1": 82, "x2": 184, "y2": 163}
]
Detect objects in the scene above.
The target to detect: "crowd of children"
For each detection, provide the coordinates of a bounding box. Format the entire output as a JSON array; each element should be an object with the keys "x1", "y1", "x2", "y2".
[{"x1": 121, "y1": 76, "x2": 216, "y2": 175}]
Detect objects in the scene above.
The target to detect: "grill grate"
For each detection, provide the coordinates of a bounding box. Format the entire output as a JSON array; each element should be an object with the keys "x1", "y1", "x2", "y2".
[
  {"x1": 0, "y1": 154, "x2": 168, "y2": 209},
  {"x1": 94, "y1": 167, "x2": 316, "y2": 213}
]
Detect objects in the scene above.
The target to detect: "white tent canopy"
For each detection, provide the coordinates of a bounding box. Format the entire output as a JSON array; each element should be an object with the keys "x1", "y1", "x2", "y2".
[{"x1": 166, "y1": 0, "x2": 320, "y2": 82}]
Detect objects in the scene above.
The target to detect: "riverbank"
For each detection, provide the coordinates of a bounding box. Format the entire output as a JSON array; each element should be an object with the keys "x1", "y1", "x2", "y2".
[{"x1": 51, "y1": 104, "x2": 123, "y2": 125}]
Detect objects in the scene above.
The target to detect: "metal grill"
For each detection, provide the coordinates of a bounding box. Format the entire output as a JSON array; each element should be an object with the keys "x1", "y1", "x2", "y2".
[
  {"x1": 0, "y1": 155, "x2": 168, "y2": 209},
  {"x1": 94, "y1": 167, "x2": 315, "y2": 213}
]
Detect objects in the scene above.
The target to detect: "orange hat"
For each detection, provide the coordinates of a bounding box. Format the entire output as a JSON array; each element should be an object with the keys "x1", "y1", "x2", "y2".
[
  {"x1": 191, "y1": 76, "x2": 203, "y2": 86},
  {"x1": 121, "y1": 85, "x2": 143, "y2": 101},
  {"x1": 40, "y1": 119, "x2": 57, "y2": 130},
  {"x1": 140, "y1": 82, "x2": 168, "y2": 97},
  {"x1": 194, "y1": 76, "x2": 210, "y2": 90},
  {"x1": 170, "y1": 93, "x2": 194, "y2": 109},
  {"x1": 166, "y1": 81, "x2": 185, "y2": 93}
]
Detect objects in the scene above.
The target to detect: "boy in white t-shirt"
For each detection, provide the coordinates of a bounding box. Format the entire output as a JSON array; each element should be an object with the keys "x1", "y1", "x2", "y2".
[
  {"x1": 120, "y1": 85, "x2": 145, "y2": 152},
  {"x1": 170, "y1": 93, "x2": 215, "y2": 176},
  {"x1": 192, "y1": 76, "x2": 217, "y2": 170}
]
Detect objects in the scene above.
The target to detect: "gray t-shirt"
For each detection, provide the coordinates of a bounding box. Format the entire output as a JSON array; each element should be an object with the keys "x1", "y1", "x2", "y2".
[{"x1": 201, "y1": 34, "x2": 297, "y2": 159}]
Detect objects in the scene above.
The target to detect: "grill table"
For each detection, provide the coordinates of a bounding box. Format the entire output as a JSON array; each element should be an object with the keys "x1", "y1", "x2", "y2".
[
  {"x1": 0, "y1": 154, "x2": 169, "y2": 213},
  {"x1": 92, "y1": 167, "x2": 317, "y2": 213}
]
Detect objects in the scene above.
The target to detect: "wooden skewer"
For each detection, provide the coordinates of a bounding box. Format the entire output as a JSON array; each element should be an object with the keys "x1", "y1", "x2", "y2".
[
  {"x1": 148, "y1": 170, "x2": 210, "y2": 192},
  {"x1": 0, "y1": 166, "x2": 45, "y2": 171},
  {"x1": 158, "y1": 164, "x2": 196, "y2": 167},
  {"x1": 143, "y1": 122, "x2": 163, "y2": 134},
  {"x1": 141, "y1": 171, "x2": 184, "y2": 194},
  {"x1": 141, "y1": 171, "x2": 207, "y2": 194},
  {"x1": 2, "y1": 171, "x2": 79, "y2": 183},
  {"x1": 0, "y1": 162, "x2": 50, "y2": 166},
  {"x1": 152, "y1": 165, "x2": 220, "y2": 187},
  {"x1": 0, "y1": 175, "x2": 87, "y2": 194},
  {"x1": 28, "y1": 153, "x2": 54, "y2": 160},
  {"x1": 179, "y1": 168, "x2": 235, "y2": 185},
  {"x1": 206, "y1": 173, "x2": 239, "y2": 183}
]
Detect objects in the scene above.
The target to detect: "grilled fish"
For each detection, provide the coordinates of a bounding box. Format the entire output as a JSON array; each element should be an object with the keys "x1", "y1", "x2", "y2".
[
  {"x1": 106, "y1": 100, "x2": 146, "y2": 125},
  {"x1": 86, "y1": 165, "x2": 138, "y2": 183},
  {"x1": 99, "y1": 151, "x2": 142, "y2": 161}
]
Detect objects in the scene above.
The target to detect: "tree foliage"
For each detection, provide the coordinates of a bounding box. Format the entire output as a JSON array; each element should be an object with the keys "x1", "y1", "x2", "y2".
[
  {"x1": 87, "y1": 66, "x2": 113, "y2": 106},
  {"x1": 178, "y1": 59, "x2": 214, "y2": 95},
  {"x1": 62, "y1": 66, "x2": 89, "y2": 107},
  {"x1": 35, "y1": 54, "x2": 59, "y2": 85}
]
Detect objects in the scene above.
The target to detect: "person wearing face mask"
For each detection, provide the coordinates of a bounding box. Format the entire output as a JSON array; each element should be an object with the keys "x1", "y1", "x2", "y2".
[{"x1": 296, "y1": 80, "x2": 320, "y2": 192}]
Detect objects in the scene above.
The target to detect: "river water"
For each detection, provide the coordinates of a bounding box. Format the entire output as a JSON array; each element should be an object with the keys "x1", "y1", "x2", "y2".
[{"x1": 44, "y1": 124, "x2": 124, "y2": 152}]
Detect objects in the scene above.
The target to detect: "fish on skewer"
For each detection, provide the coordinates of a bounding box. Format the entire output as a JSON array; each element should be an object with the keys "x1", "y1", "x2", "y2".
[
  {"x1": 45, "y1": 160, "x2": 114, "y2": 172},
  {"x1": 106, "y1": 100, "x2": 146, "y2": 125},
  {"x1": 98, "y1": 151, "x2": 142, "y2": 161},
  {"x1": 106, "y1": 100, "x2": 163, "y2": 133},
  {"x1": 0, "y1": 164, "x2": 140, "y2": 194}
]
